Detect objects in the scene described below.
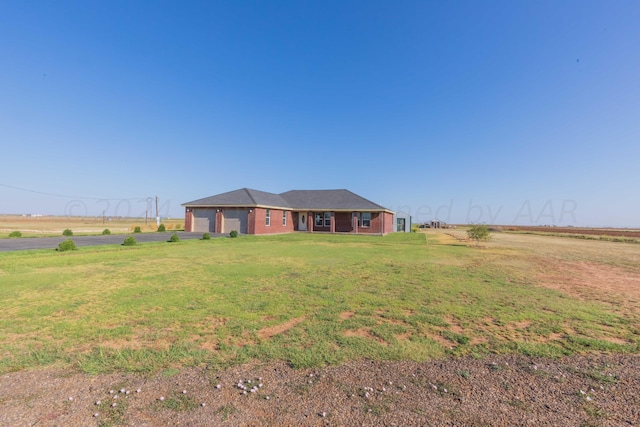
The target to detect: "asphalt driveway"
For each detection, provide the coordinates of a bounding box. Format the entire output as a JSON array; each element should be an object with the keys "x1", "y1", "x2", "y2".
[{"x1": 0, "y1": 232, "x2": 225, "y2": 252}]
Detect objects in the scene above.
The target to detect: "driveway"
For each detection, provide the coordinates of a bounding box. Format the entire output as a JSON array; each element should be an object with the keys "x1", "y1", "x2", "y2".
[{"x1": 0, "y1": 232, "x2": 225, "y2": 252}]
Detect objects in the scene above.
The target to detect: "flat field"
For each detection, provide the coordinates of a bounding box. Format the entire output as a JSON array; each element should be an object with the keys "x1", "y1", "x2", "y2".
[
  {"x1": 0, "y1": 231, "x2": 639, "y2": 425},
  {"x1": 0, "y1": 215, "x2": 183, "y2": 237}
]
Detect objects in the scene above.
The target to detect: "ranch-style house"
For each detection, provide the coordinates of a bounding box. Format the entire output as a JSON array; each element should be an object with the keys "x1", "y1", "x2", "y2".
[{"x1": 182, "y1": 188, "x2": 395, "y2": 235}]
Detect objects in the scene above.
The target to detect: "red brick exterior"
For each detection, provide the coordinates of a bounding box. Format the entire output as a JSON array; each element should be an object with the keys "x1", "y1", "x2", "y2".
[
  {"x1": 334, "y1": 212, "x2": 352, "y2": 232},
  {"x1": 251, "y1": 207, "x2": 295, "y2": 234},
  {"x1": 184, "y1": 209, "x2": 193, "y2": 232},
  {"x1": 215, "y1": 210, "x2": 223, "y2": 233},
  {"x1": 185, "y1": 207, "x2": 394, "y2": 235}
]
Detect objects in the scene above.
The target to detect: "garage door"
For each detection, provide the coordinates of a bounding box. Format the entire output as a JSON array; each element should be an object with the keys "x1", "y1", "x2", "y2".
[
  {"x1": 193, "y1": 209, "x2": 216, "y2": 233},
  {"x1": 223, "y1": 209, "x2": 248, "y2": 234}
]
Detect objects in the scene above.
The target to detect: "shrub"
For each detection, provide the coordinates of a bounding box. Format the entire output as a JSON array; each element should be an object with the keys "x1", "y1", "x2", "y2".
[
  {"x1": 57, "y1": 239, "x2": 76, "y2": 251},
  {"x1": 229, "y1": 230, "x2": 238, "y2": 238},
  {"x1": 174, "y1": 223, "x2": 183, "y2": 230},
  {"x1": 62, "y1": 228, "x2": 73, "y2": 236},
  {"x1": 202, "y1": 232, "x2": 211, "y2": 240},
  {"x1": 133, "y1": 226, "x2": 142, "y2": 233},
  {"x1": 123, "y1": 236, "x2": 137, "y2": 246},
  {"x1": 157, "y1": 224, "x2": 166, "y2": 232},
  {"x1": 169, "y1": 233, "x2": 180, "y2": 242},
  {"x1": 102, "y1": 229, "x2": 111, "y2": 235},
  {"x1": 8, "y1": 231, "x2": 22, "y2": 238},
  {"x1": 467, "y1": 224, "x2": 491, "y2": 245}
]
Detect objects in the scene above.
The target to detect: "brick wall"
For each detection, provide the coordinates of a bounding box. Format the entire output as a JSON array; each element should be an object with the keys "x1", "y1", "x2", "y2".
[
  {"x1": 253, "y1": 207, "x2": 294, "y2": 234},
  {"x1": 184, "y1": 209, "x2": 193, "y2": 232},
  {"x1": 335, "y1": 212, "x2": 352, "y2": 232}
]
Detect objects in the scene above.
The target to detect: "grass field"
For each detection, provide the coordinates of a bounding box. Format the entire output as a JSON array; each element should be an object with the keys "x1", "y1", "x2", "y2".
[{"x1": 0, "y1": 231, "x2": 638, "y2": 376}]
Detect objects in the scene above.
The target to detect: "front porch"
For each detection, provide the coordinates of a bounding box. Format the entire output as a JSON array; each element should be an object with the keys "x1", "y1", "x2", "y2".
[{"x1": 292, "y1": 211, "x2": 392, "y2": 234}]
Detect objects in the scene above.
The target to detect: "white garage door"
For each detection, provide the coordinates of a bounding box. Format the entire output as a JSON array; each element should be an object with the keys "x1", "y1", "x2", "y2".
[
  {"x1": 223, "y1": 209, "x2": 248, "y2": 234},
  {"x1": 193, "y1": 209, "x2": 216, "y2": 233}
]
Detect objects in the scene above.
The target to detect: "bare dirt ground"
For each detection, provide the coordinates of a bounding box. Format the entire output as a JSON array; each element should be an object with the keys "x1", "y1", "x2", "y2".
[{"x1": 1, "y1": 354, "x2": 638, "y2": 427}]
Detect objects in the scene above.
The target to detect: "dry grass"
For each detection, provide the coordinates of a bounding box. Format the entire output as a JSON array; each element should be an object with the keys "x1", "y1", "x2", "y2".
[{"x1": 0, "y1": 215, "x2": 183, "y2": 236}]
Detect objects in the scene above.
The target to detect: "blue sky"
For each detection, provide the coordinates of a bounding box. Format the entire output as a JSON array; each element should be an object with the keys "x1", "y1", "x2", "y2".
[{"x1": 1, "y1": 1, "x2": 638, "y2": 227}]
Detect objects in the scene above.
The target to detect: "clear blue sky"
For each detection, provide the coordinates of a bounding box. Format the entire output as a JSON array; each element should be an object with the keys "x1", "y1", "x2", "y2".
[{"x1": 1, "y1": 1, "x2": 638, "y2": 227}]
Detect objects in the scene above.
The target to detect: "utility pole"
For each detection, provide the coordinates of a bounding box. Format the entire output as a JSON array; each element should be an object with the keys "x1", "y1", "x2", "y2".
[{"x1": 155, "y1": 195, "x2": 160, "y2": 227}]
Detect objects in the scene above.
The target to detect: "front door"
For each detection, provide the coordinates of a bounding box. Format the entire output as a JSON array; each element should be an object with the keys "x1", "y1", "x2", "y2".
[{"x1": 298, "y1": 212, "x2": 307, "y2": 231}]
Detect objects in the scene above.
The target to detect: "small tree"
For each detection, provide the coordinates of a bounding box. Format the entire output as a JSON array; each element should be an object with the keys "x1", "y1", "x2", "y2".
[
  {"x1": 133, "y1": 226, "x2": 142, "y2": 233},
  {"x1": 169, "y1": 233, "x2": 180, "y2": 242},
  {"x1": 467, "y1": 224, "x2": 490, "y2": 246},
  {"x1": 157, "y1": 224, "x2": 166, "y2": 232},
  {"x1": 62, "y1": 228, "x2": 73, "y2": 236},
  {"x1": 102, "y1": 229, "x2": 111, "y2": 235}
]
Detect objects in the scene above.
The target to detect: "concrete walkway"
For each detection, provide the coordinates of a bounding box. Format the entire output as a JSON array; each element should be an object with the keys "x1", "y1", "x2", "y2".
[{"x1": 0, "y1": 232, "x2": 225, "y2": 252}]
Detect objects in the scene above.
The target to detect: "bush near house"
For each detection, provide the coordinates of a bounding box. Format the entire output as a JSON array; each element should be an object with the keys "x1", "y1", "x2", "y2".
[
  {"x1": 229, "y1": 230, "x2": 238, "y2": 238},
  {"x1": 169, "y1": 233, "x2": 180, "y2": 242},
  {"x1": 202, "y1": 233, "x2": 211, "y2": 240},
  {"x1": 57, "y1": 239, "x2": 76, "y2": 251},
  {"x1": 123, "y1": 236, "x2": 137, "y2": 246}
]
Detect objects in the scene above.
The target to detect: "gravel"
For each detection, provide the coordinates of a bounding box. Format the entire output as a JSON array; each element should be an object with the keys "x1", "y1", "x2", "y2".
[{"x1": 1, "y1": 353, "x2": 638, "y2": 426}]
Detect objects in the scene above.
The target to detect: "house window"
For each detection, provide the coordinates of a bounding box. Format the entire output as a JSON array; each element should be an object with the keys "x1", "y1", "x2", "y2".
[
  {"x1": 266, "y1": 209, "x2": 271, "y2": 226},
  {"x1": 314, "y1": 212, "x2": 331, "y2": 227},
  {"x1": 361, "y1": 212, "x2": 371, "y2": 227},
  {"x1": 282, "y1": 211, "x2": 287, "y2": 226}
]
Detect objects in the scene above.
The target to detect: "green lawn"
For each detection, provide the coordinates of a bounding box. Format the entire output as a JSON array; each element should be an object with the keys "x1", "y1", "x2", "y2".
[{"x1": 0, "y1": 232, "x2": 637, "y2": 375}]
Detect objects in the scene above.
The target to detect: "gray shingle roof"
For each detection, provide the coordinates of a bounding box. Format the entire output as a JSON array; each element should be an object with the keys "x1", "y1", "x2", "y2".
[
  {"x1": 279, "y1": 189, "x2": 387, "y2": 211},
  {"x1": 183, "y1": 188, "x2": 391, "y2": 212},
  {"x1": 182, "y1": 188, "x2": 290, "y2": 208}
]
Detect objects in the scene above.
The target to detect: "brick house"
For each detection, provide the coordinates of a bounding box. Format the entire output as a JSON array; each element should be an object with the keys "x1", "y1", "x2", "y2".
[{"x1": 182, "y1": 188, "x2": 394, "y2": 235}]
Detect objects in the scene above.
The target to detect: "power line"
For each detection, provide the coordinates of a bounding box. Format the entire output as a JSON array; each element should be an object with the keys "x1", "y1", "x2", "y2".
[{"x1": 0, "y1": 183, "x2": 148, "y2": 201}]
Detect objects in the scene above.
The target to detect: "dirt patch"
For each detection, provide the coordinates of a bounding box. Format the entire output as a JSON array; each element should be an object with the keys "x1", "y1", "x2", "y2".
[
  {"x1": 535, "y1": 260, "x2": 640, "y2": 309},
  {"x1": 1, "y1": 354, "x2": 638, "y2": 426},
  {"x1": 515, "y1": 320, "x2": 532, "y2": 329},
  {"x1": 424, "y1": 331, "x2": 455, "y2": 347},
  {"x1": 198, "y1": 340, "x2": 219, "y2": 352},
  {"x1": 343, "y1": 328, "x2": 388, "y2": 346},
  {"x1": 395, "y1": 332, "x2": 412, "y2": 341},
  {"x1": 339, "y1": 311, "x2": 355, "y2": 320},
  {"x1": 445, "y1": 317, "x2": 465, "y2": 334},
  {"x1": 257, "y1": 316, "x2": 305, "y2": 340}
]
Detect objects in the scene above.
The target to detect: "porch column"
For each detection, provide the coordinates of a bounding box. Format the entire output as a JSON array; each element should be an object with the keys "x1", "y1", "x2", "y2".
[
  {"x1": 330, "y1": 212, "x2": 335, "y2": 233},
  {"x1": 185, "y1": 208, "x2": 193, "y2": 232},
  {"x1": 353, "y1": 212, "x2": 359, "y2": 234},
  {"x1": 308, "y1": 211, "x2": 313, "y2": 232},
  {"x1": 216, "y1": 209, "x2": 223, "y2": 233}
]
